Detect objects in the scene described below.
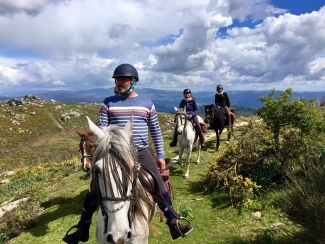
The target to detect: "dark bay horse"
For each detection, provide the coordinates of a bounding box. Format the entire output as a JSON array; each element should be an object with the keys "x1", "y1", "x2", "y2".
[{"x1": 203, "y1": 104, "x2": 236, "y2": 151}]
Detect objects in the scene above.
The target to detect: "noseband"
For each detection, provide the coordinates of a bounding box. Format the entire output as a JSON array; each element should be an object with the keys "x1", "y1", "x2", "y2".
[
  {"x1": 95, "y1": 162, "x2": 140, "y2": 233},
  {"x1": 175, "y1": 111, "x2": 189, "y2": 131}
]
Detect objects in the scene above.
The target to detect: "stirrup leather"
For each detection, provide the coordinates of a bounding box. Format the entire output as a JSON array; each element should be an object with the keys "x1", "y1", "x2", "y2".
[{"x1": 137, "y1": 167, "x2": 193, "y2": 226}]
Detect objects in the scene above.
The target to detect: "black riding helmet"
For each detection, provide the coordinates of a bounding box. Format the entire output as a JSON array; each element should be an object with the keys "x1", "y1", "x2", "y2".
[
  {"x1": 183, "y1": 88, "x2": 191, "y2": 94},
  {"x1": 216, "y1": 85, "x2": 223, "y2": 91},
  {"x1": 112, "y1": 64, "x2": 139, "y2": 95},
  {"x1": 112, "y1": 63, "x2": 139, "y2": 81}
]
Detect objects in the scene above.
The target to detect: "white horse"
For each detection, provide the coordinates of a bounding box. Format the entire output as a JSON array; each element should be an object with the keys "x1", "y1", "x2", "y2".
[
  {"x1": 173, "y1": 107, "x2": 201, "y2": 180},
  {"x1": 86, "y1": 116, "x2": 155, "y2": 244}
]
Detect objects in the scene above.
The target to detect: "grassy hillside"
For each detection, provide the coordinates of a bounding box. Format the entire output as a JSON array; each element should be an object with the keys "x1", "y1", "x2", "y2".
[
  {"x1": 0, "y1": 99, "x2": 100, "y2": 171},
  {"x1": 0, "y1": 99, "x2": 305, "y2": 244}
]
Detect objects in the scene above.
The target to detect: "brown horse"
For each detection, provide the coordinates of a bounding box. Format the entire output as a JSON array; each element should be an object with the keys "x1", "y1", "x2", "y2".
[{"x1": 76, "y1": 130, "x2": 95, "y2": 172}]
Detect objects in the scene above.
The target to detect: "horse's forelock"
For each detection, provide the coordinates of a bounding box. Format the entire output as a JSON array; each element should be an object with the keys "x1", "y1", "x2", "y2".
[
  {"x1": 93, "y1": 125, "x2": 136, "y2": 199},
  {"x1": 93, "y1": 125, "x2": 136, "y2": 169}
]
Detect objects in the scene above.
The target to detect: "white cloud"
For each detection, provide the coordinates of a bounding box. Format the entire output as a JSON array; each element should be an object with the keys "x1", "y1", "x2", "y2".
[{"x1": 0, "y1": 0, "x2": 325, "y2": 94}]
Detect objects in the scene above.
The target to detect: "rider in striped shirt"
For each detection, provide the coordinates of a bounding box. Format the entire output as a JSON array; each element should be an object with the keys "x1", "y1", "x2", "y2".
[
  {"x1": 98, "y1": 95, "x2": 165, "y2": 159},
  {"x1": 62, "y1": 64, "x2": 194, "y2": 244}
]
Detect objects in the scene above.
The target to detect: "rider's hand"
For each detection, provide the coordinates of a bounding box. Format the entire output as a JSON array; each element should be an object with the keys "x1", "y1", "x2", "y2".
[
  {"x1": 156, "y1": 158, "x2": 166, "y2": 173},
  {"x1": 187, "y1": 114, "x2": 192, "y2": 120}
]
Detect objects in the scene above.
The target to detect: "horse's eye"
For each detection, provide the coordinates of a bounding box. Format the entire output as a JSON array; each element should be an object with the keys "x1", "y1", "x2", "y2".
[{"x1": 94, "y1": 164, "x2": 101, "y2": 174}]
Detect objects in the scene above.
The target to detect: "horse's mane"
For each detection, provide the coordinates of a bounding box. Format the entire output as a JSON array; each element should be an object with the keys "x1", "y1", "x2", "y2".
[
  {"x1": 92, "y1": 125, "x2": 154, "y2": 223},
  {"x1": 212, "y1": 106, "x2": 225, "y2": 121},
  {"x1": 176, "y1": 107, "x2": 186, "y2": 115}
]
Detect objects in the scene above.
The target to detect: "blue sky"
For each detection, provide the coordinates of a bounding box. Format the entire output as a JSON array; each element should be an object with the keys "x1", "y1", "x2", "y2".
[{"x1": 0, "y1": 0, "x2": 325, "y2": 95}]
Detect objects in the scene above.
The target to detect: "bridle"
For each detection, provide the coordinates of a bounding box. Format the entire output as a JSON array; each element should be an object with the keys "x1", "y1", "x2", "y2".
[
  {"x1": 79, "y1": 137, "x2": 95, "y2": 171},
  {"x1": 175, "y1": 111, "x2": 190, "y2": 133},
  {"x1": 95, "y1": 159, "x2": 140, "y2": 234},
  {"x1": 80, "y1": 145, "x2": 93, "y2": 161},
  {"x1": 204, "y1": 106, "x2": 215, "y2": 124}
]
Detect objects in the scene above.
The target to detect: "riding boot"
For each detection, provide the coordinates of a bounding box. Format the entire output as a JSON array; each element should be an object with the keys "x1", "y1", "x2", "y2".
[
  {"x1": 159, "y1": 194, "x2": 194, "y2": 239},
  {"x1": 167, "y1": 218, "x2": 194, "y2": 240},
  {"x1": 169, "y1": 128, "x2": 178, "y2": 147},
  {"x1": 196, "y1": 127, "x2": 206, "y2": 148},
  {"x1": 192, "y1": 117, "x2": 205, "y2": 148},
  {"x1": 62, "y1": 193, "x2": 98, "y2": 244},
  {"x1": 225, "y1": 107, "x2": 231, "y2": 127}
]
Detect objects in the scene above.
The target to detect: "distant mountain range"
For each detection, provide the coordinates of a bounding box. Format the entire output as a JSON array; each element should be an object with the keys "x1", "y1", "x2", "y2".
[{"x1": 1, "y1": 88, "x2": 324, "y2": 116}]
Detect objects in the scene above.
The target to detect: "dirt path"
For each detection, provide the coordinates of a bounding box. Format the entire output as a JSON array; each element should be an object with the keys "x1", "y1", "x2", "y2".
[
  {"x1": 167, "y1": 120, "x2": 250, "y2": 166},
  {"x1": 47, "y1": 112, "x2": 63, "y2": 130},
  {"x1": 0, "y1": 197, "x2": 30, "y2": 218}
]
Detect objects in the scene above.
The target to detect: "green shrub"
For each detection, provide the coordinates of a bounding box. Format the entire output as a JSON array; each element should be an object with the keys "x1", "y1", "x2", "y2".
[
  {"x1": 278, "y1": 156, "x2": 325, "y2": 243},
  {"x1": 0, "y1": 197, "x2": 43, "y2": 240}
]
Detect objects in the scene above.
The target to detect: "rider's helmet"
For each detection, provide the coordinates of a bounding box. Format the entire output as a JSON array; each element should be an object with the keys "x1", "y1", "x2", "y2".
[
  {"x1": 112, "y1": 64, "x2": 139, "y2": 81},
  {"x1": 183, "y1": 88, "x2": 191, "y2": 94},
  {"x1": 112, "y1": 64, "x2": 139, "y2": 95},
  {"x1": 216, "y1": 85, "x2": 223, "y2": 91}
]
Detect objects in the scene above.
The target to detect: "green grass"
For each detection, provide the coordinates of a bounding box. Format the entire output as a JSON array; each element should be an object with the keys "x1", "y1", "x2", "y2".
[{"x1": 0, "y1": 100, "x2": 306, "y2": 244}]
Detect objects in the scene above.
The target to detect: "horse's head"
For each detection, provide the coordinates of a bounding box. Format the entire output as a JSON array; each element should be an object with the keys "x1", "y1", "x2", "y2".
[
  {"x1": 86, "y1": 116, "x2": 140, "y2": 243},
  {"x1": 174, "y1": 107, "x2": 188, "y2": 135},
  {"x1": 76, "y1": 130, "x2": 95, "y2": 172},
  {"x1": 203, "y1": 104, "x2": 214, "y2": 124}
]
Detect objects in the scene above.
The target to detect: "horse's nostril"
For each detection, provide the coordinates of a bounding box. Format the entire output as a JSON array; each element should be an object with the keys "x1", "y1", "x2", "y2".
[
  {"x1": 127, "y1": 231, "x2": 132, "y2": 239},
  {"x1": 107, "y1": 234, "x2": 113, "y2": 243}
]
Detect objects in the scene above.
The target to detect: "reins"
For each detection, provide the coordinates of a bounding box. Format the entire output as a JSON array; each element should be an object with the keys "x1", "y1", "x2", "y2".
[
  {"x1": 96, "y1": 156, "x2": 140, "y2": 233},
  {"x1": 175, "y1": 111, "x2": 192, "y2": 131}
]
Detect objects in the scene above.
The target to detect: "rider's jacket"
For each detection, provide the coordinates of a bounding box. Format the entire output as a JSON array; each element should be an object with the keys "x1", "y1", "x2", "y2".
[
  {"x1": 215, "y1": 92, "x2": 230, "y2": 107},
  {"x1": 179, "y1": 98, "x2": 199, "y2": 117}
]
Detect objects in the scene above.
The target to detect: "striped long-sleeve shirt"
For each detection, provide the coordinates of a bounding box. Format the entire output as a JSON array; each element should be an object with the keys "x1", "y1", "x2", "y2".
[{"x1": 98, "y1": 94, "x2": 165, "y2": 159}]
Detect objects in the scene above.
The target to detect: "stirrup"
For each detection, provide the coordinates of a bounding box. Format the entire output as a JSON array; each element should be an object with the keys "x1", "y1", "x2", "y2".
[
  {"x1": 174, "y1": 217, "x2": 194, "y2": 237},
  {"x1": 64, "y1": 224, "x2": 79, "y2": 236},
  {"x1": 138, "y1": 167, "x2": 194, "y2": 230}
]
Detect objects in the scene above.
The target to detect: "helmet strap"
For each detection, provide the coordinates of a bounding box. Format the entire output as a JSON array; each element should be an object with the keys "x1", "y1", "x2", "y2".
[{"x1": 115, "y1": 77, "x2": 138, "y2": 95}]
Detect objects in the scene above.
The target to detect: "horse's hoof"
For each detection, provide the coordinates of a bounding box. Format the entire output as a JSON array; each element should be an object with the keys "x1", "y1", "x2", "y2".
[
  {"x1": 184, "y1": 175, "x2": 189, "y2": 180},
  {"x1": 195, "y1": 161, "x2": 200, "y2": 165},
  {"x1": 215, "y1": 148, "x2": 219, "y2": 151}
]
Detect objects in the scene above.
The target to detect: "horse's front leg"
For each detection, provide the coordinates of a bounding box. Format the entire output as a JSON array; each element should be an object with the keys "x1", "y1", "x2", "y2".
[
  {"x1": 215, "y1": 131, "x2": 220, "y2": 151},
  {"x1": 227, "y1": 128, "x2": 231, "y2": 142},
  {"x1": 178, "y1": 146, "x2": 185, "y2": 167},
  {"x1": 195, "y1": 141, "x2": 201, "y2": 165},
  {"x1": 184, "y1": 145, "x2": 192, "y2": 180}
]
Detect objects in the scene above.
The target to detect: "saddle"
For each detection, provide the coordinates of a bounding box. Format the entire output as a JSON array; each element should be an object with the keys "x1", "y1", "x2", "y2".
[
  {"x1": 197, "y1": 116, "x2": 207, "y2": 133},
  {"x1": 137, "y1": 167, "x2": 178, "y2": 215},
  {"x1": 220, "y1": 107, "x2": 228, "y2": 118}
]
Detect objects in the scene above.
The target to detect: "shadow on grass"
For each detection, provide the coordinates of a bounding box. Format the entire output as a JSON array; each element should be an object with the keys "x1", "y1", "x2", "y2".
[
  {"x1": 229, "y1": 229, "x2": 312, "y2": 244},
  {"x1": 26, "y1": 188, "x2": 89, "y2": 238}
]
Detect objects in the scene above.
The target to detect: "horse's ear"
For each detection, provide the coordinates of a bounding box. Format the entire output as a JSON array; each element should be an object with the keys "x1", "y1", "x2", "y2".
[
  {"x1": 86, "y1": 116, "x2": 104, "y2": 140},
  {"x1": 174, "y1": 107, "x2": 178, "y2": 112},
  {"x1": 124, "y1": 115, "x2": 133, "y2": 138},
  {"x1": 76, "y1": 129, "x2": 82, "y2": 137}
]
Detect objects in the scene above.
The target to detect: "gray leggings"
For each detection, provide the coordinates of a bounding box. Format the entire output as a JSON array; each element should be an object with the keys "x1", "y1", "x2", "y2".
[{"x1": 137, "y1": 147, "x2": 168, "y2": 194}]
